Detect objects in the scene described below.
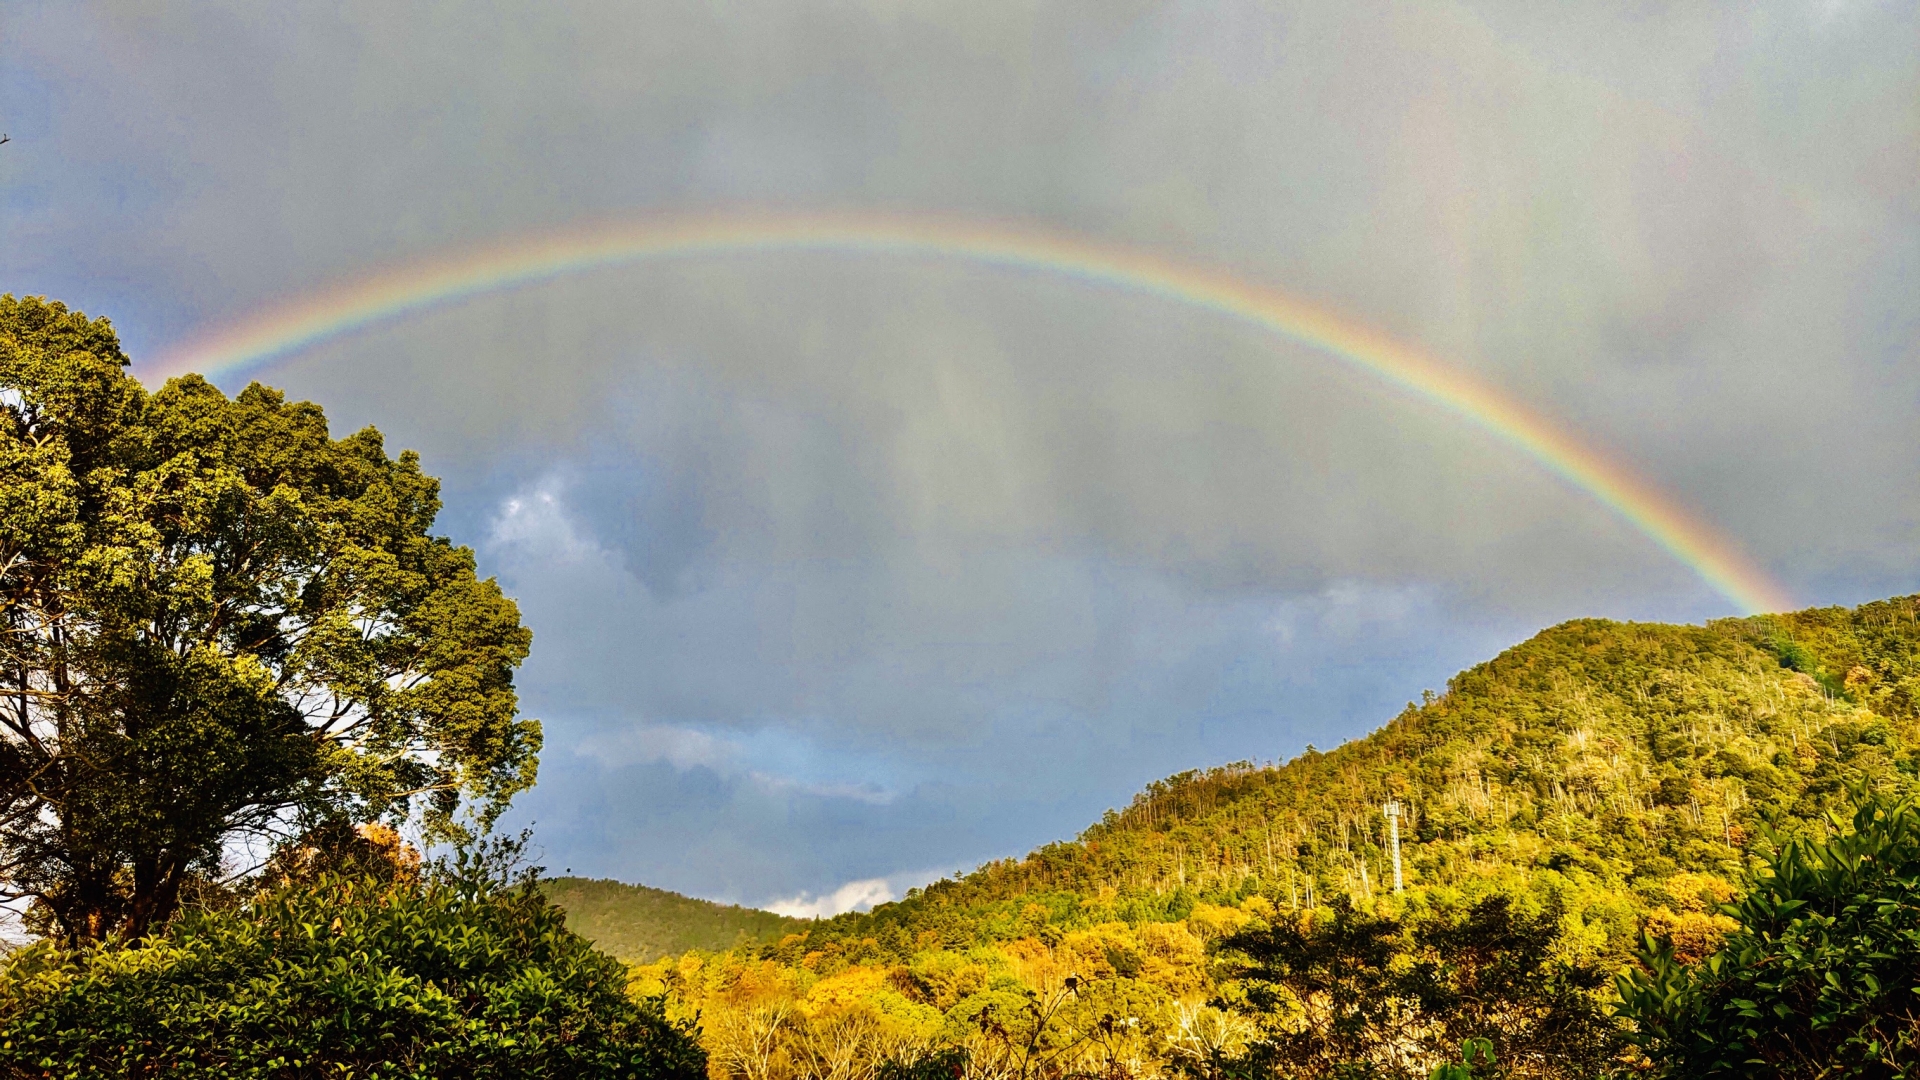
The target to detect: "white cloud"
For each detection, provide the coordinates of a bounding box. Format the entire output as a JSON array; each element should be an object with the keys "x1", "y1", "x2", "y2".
[
  {"x1": 486, "y1": 477, "x2": 605, "y2": 562},
  {"x1": 1264, "y1": 581, "x2": 1439, "y2": 643},
  {"x1": 574, "y1": 724, "x2": 898, "y2": 804},
  {"x1": 765, "y1": 877, "x2": 894, "y2": 919},
  {"x1": 574, "y1": 724, "x2": 733, "y2": 773}
]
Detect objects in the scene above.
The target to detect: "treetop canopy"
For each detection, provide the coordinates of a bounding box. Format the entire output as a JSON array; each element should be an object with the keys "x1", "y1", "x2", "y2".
[{"x1": 0, "y1": 294, "x2": 539, "y2": 940}]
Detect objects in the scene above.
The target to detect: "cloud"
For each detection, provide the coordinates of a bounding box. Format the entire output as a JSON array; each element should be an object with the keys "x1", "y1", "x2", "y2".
[
  {"x1": 574, "y1": 724, "x2": 899, "y2": 805},
  {"x1": 488, "y1": 478, "x2": 607, "y2": 562},
  {"x1": 480, "y1": 467, "x2": 1537, "y2": 900},
  {"x1": 765, "y1": 878, "x2": 895, "y2": 919},
  {"x1": 11, "y1": 0, "x2": 1911, "y2": 612},
  {"x1": 575, "y1": 725, "x2": 733, "y2": 774}
]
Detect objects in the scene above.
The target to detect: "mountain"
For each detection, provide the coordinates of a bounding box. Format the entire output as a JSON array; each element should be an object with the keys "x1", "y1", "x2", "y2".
[
  {"x1": 612, "y1": 596, "x2": 1920, "y2": 1080},
  {"x1": 541, "y1": 878, "x2": 805, "y2": 962},
  {"x1": 565, "y1": 595, "x2": 1920, "y2": 969},
  {"x1": 767, "y1": 595, "x2": 1920, "y2": 959}
]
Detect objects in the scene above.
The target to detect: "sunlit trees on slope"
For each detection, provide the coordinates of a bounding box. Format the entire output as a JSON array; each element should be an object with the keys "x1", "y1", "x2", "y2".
[{"x1": 638, "y1": 597, "x2": 1920, "y2": 1080}]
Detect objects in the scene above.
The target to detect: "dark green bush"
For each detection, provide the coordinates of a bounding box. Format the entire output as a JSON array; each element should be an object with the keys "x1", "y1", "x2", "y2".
[
  {"x1": 0, "y1": 865, "x2": 706, "y2": 1079},
  {"x1": 1618, "y1": 794, "x2": 1920, "y2": 1077}
]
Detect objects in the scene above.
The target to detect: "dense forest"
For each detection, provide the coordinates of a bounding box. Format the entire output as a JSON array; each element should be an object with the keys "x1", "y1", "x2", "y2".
[{"x1": 620, "y1": 597, "x2": 1920, "y2": 1078}]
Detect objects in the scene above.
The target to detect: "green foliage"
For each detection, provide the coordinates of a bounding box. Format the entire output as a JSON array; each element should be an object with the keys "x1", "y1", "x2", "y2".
[
  {"x1": 542, "y1": 877, "x2": 806, "y2": 962},
  {"x1": 1215, "y1": 896, "x2": 1620, "y2": 1079},
  {"x1": 0, "y1": 295, "x2": 540, "y2": 940},
  {"x1": 0, "y1": 849, "x2": 707, "y2": 1078},
  {"x1": 1616, "y1": 793, "x2": 1920, "y2": 1077},
  {"x1": 1429, "y1": 1040, "x2": 1495, "y2": 1080}
]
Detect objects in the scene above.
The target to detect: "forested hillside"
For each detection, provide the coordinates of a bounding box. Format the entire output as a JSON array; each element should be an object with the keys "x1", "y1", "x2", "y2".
[
  {"x1": 766, "y1": 596, "x2": 1920, "y2": 959},
  {"x1": 629, "y1": 596, "x2": 1920, "y2": 1079},
  {"x1": 545, "y1": 878, "x2": 805, "y2": 961}
]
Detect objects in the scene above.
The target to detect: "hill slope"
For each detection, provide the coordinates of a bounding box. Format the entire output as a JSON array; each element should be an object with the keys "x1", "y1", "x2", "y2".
[
  {"x1": 541, "y1": 878, "x2": 805, "y2": 962},
  {"x1": 627, "y1": 597, "x2": 1920, "y2": 1080},
  {"x1": 771, "y1": 596, "x2": 1920, "y2": 959}
]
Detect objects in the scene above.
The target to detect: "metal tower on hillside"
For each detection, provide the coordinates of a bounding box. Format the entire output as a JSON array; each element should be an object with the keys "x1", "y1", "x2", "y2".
[{"x1": 1382, "y1": 800, "x2": 1404, "y2": 894}]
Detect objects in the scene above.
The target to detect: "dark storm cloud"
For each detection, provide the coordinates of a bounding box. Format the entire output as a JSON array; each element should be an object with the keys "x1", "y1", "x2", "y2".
[
  {"x1": 5, "y1": 0, "x2": 1915, "y2": 905},
  {"x1": 483, "y1": 470, "x2": 1519, "y2": 902}
]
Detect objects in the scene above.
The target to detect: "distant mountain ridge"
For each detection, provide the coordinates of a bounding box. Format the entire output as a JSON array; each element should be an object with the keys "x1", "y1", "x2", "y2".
[{"x1": 540, "y1": 878, "x2": 804, "y2": 962}]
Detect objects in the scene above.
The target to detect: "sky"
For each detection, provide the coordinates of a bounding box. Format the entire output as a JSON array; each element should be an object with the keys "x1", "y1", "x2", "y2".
[{"x1": 3, "y1": 0, "x2": 1916, "y2": 914}]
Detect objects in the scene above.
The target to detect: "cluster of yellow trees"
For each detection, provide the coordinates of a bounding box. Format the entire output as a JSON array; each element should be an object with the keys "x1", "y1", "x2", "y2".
[
  {"x1": 627, "y1": 867, "x2": 1756, "y2": 1080},
  {"x1": 632, "y1": 902, "x2": 1269, "y2": 1080}
]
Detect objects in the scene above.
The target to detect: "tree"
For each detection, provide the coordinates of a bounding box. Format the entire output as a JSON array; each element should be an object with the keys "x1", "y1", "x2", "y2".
[
  {"x1": 1395, "y1": 896, "x2": 1621, "y2": 1078},
  {"x1": 0, "y1": 295, "x2": 539, "y2": 940},
  {"x1": 1617, "y1": 793, "x2": 1920, "y2": 1077},
  {"x1": 1214, "y1": 896, "x2": 1415, "y2": 1078},
  {"x1": 1212, "y1": 895, "x2": 1621, "y2": 1079}
]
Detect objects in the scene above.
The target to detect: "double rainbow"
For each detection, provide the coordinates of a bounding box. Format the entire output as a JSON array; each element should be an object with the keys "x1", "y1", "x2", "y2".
[{"x1": 147, "y1": 211, "x2": 1792, "y2": 615}]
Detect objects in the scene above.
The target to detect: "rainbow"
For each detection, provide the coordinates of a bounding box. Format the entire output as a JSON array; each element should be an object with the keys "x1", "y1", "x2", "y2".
[{"x1": 146, "y1": 210, "x2": 1793, "y2": 615}]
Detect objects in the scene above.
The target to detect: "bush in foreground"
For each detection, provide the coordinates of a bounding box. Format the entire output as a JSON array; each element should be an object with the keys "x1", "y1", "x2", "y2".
[
  {"x1": 1618, "y1": 794, "x2": 1920, "y2": 1077},
  {"x1": 0, "y1": 852, "x2": 706, "y2": 1079}
]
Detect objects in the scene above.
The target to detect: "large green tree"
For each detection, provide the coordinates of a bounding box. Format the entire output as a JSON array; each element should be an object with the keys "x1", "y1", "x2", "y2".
[{"x1": 0, "y1": 295, "x2": 539, "y2": 941}]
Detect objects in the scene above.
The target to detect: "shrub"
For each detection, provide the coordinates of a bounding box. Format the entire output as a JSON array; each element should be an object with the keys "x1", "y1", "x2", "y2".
[
  {"x1": 1617, "y1": 794, "x2": 1920, "y2": 1076},
  {"x1": 0, "y1": 858, "x2": 706, "y2": 1079}
]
